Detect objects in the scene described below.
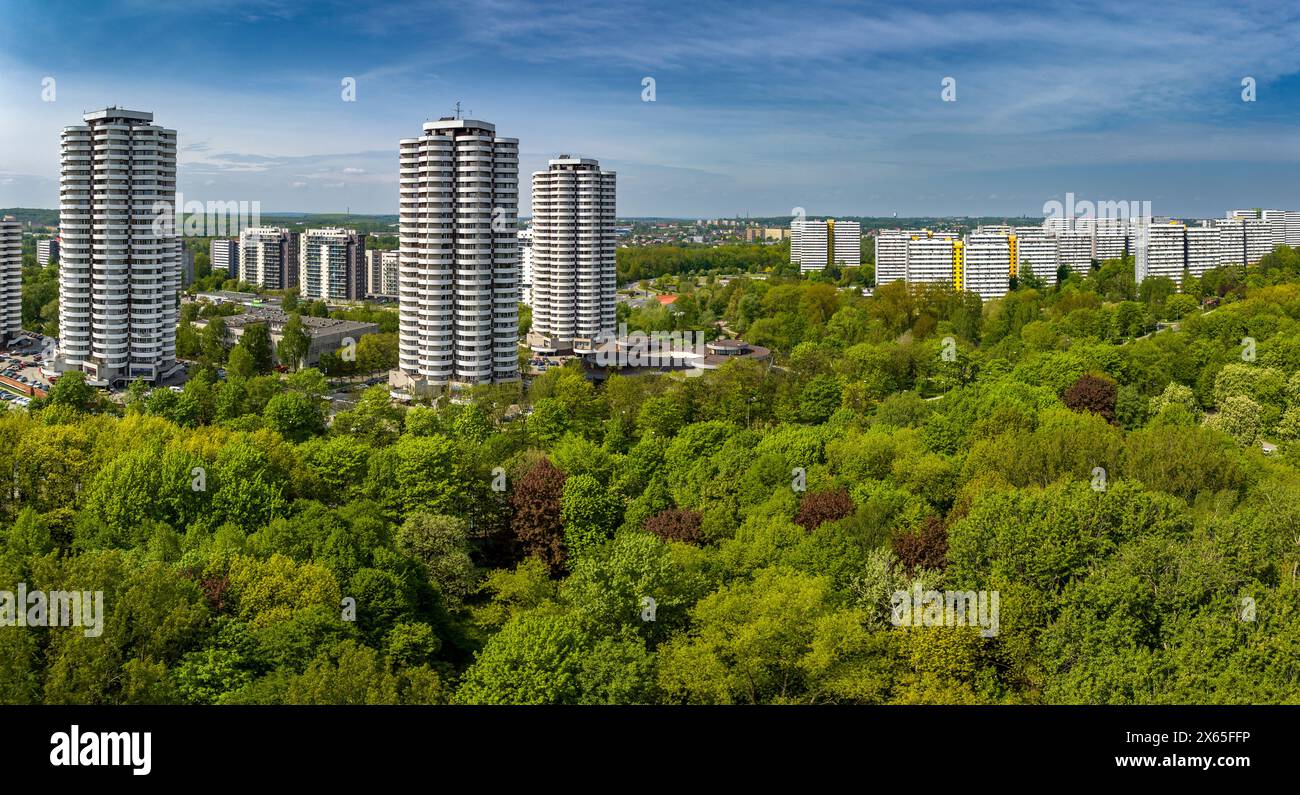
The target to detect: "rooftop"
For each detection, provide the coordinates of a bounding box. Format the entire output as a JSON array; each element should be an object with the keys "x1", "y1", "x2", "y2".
[
  {"x1": 216, "y1": 305, "x2": 376, "y2": 335},
  {"x1": 83, "y1": 107, "x2": 154, "y2": 123}
]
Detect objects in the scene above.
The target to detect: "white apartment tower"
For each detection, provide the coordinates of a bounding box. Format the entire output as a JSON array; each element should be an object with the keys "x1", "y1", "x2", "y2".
[
  {"x1": 57, "y1": 108, "x2": 179, "y2": 384},
  {"x1": 0, "y1": 219, "x2": 22, "y2": 344},
  {"x1": 1055, "y1": 229, "x2": 1094, "y2": 274},
  {"x1": 1223, "y1": 210, "x2": 1273, "y2": 264},
  {"x1": 528, "y1": 156, "x2": 616, "y2": 352},
  {"x1": 239, "y1": 227, "x2": 299, "y2": 290},
  {"x1": 1262, "y1": 209, "x2": 1288, "y2": 251},
  {"x1": 1244, "y1": 217, "x2": 1272, "y2": 264},
  {"x1": 299, "y1": 227, "x2": 365, "y2": 301},
  {"x1": 394, "y1": 117, "x2": 519, "y2": 390},
  {"x1": 1285, "y1": 211, "x2": 1300, "y2": 247},
  {"x1": 210, "y1": 238, "x2": 239, "y2": 274},
  {"x1": 1092, "y1": 222, "x2": 1131, "y2": 263},
  {"x1": 1217, "y1": 217, "x2": 1246, "y2": 267},
  {"x1": 37, "y1": 238, "x2": 59, "y2": 265}
]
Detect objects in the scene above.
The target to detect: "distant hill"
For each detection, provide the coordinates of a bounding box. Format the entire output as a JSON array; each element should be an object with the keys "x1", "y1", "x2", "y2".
[
  {"x1": 0, "y1": 208, "x2": 58, "y2": 228},
  {"x1": 0, "y1": 209, "x2": 400, "y2": 235},
  {"x1": 255, "y1": 213, "x2": 398, "y2": 235}
]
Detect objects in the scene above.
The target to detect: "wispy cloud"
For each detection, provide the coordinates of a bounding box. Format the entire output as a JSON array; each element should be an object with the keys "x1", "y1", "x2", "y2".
[{"x1": 1, "y1": 0, "x2": 1297, "y2": 215}]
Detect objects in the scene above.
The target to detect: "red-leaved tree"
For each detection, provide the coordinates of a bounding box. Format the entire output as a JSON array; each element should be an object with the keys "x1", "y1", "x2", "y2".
[
  {"x1": 1062, "y1": 373, "x2": 1117, "y2": 424},
  {"x1": 892, "y1": 516, "x2": 949, "y2": 575},
  {"x1": 509, "y1": 458, "x2": 567, "y2": 573},
  {"x1": 643, "y1": 507, "x2": 703, "y2": 544},
  {"x1": 794, "y1": 489, "x2": 855, "y2": 533}
]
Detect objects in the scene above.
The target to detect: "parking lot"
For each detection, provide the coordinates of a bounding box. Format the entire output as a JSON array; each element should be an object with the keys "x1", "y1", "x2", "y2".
[
  {"x1": 527, "y1": 353, "x2": 570, "y2": 375},
  {"x1": 0, "y1": 351, "x2": 53, "y2": 409}
]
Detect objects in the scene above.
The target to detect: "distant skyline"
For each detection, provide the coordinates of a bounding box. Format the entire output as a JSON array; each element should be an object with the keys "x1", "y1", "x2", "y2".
[{"x1": 1, "y1": 0, "x2": 1298, "y2": 217}]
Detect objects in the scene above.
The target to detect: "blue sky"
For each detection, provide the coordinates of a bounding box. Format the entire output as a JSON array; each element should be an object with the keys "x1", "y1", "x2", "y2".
[{"x1": 0, "y1": 0, "x2": 1297, "y2": 217}]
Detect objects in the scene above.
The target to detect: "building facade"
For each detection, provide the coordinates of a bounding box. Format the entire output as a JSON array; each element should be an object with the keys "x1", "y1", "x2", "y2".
[
  {"x1": 873, "y1": 230, "x2": 911, "y2": 285},
  {"x1": 830, "y1": 220, "x2": 861, "y2": 268},
  {"x1": 905, "y1": 231, "x2": 962, "y2": 288},
  {"x1": 1134, "y1": 222, "x2": 1186, "y2": 283},
  {"x1": 1185, "y1": 223, "x2": 1220, "y2": 278},
  {"x1": 1013, "y1": 227, "x2": 1060, "y2": 283}
]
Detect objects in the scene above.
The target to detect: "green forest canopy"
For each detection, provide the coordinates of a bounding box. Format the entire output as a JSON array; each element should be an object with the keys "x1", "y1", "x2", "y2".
[{"x1": 4, "y1": 245, "x2": 1300, "y2": 704}]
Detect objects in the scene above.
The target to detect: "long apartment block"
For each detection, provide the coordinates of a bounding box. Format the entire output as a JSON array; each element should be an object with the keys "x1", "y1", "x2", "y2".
[
  {"x1": 791, "y1": 218, "x2": 860, "y2": 272},
  {"x1": 873, "y1": 207, "x2": 1297, "y2": 299}
]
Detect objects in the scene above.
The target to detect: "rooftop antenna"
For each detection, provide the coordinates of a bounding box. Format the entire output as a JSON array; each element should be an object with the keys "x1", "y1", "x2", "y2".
[{"x1": 454, "y1": 101, "x2": 463, "y2": 119}]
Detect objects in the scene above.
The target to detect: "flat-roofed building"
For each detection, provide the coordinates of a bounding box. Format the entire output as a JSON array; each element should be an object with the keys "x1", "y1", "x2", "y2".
[
  {"x1": 1244, "y1": 217, "x2": 1272, "y2": 264},
  {"x1": 1134, "y1": 222, "x2": 1185, "y2": 284},
  {"x1": 830, "y1": 219, "x2": 860, "y2": 268},
  {"x1": 190, "y1": 303, "x2": 378, "y2": 367}
]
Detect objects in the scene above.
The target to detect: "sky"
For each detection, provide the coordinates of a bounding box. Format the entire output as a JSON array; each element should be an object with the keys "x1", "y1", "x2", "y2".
[{"x1": 0, "y1": 0, "x2": 1297, "y2": 218}]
